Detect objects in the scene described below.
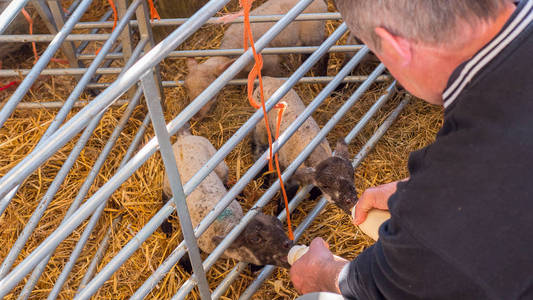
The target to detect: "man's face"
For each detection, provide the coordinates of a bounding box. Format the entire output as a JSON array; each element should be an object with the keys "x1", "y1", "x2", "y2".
[{"x1": 359, "y1": 35, "x2": 445, "y2": 105}]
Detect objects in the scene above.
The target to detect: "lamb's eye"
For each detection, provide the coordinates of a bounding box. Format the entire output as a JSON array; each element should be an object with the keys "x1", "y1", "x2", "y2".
[{"x1": 250, "y1": 235, "x2": 262, "y2": 243}]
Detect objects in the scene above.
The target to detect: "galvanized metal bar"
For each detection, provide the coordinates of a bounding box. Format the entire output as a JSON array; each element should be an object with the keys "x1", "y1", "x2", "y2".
[
  {"x1": 11, "y1": 99, "x2": 130, "y2": 109},
  {"x1": 31, "y1": 0, "x2": 59, "y2": 33},
  {"x1": 0, "y1": 0, "x2": 233, "y2": 297},
  {"x1": 0, "y1": 0, "x2": 31, "y2": 35},
  {"x1": 76, "y1": 9, "x2": 113, "y2": 55},
  {"x1": 0, "y1": 0, "x2": 94, "y2": 129},
  {"x1": 212, "y1": 81, "x2": 397, "y2": 300},
  {"x1": 75, "y1": 45, "x2": 364, "y2": 60},
  {"x1": 0, "y1": 2, "x2": 320, "y2": 232},
  {"x1": 47, "y1": 0, "x2": 84, "y2": 68},
  {"x1": 73, "y1": 12, "x2": 343, "y2": 29},
  {"x1": 241, "y1": 97, "x2": 410, "y2": 300},
  {"x1": 0, "y1": 0, "x2": 142, "y2": 219},
  {"x1": 131, "y1": 30, "x2": 359, "y2": 299},
  {"x1": 11, "y1": 107, "x2": 108, "y2": 300},
  {"x1": 108, "y1": 12, "x2": 349, "y2": 300},
  {"x1": 66, "y1": 0, "x2": 81, "y2": 16},
  {"x1": 47, "y1": 87, "x2": 144, "y2": 300},
  {"x1": 85, "y1": 76, "x2": 390, "y2": 88},
  {"x1": 141, "y1": 71, "x2": 211, "y2": 299},
  {"x1": 0, "y1": 66, "x2": 388, "y2": 83},
  {"x1": 238, "y1": 83, "x2": 398, "y2": 299},
  {"x1": 116, "y1": 0, "x2": 133, "y2": 63},
  {"x1": 0, "y1": 0, "x2": 232, "y2": 202},
  {"x1": 0, "y1": 2, "x2": 334, "y2": 295},
  {"x1": 0, "y1": 33, "x2": 111, "y2": 42},
  {"x1": 76, "y1": 114, "x2": 149, "y2": 294},
  {"x1": 211, "y1": 262, "x2": 249, "y2": 300},
  {"x1": 76, "y1": 215, "x2": 123, "y2": 293},
  {"x1": 138, "y1": 5, "x2": 208, "y2": 296},
  {"x1": 172, "y1": 62, "x2": 387, "y2": 299},
  {"x1": 15, "y1": 17, "x2": 149, "y2": 293},
  {"x1": 0, "y1": 107, "x2": 107, "y2": 280},
  {"x1": 120, "y1": 114, "x2": 151, "y2": 169}
]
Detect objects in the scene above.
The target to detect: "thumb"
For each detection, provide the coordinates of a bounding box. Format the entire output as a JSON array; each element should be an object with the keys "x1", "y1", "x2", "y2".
[
  {"x1": 352, "y1": 199, "x2": 372, "y2": 225},
  {"x1": 309, "y1": 237, "x2": 329, "y2": 251}
]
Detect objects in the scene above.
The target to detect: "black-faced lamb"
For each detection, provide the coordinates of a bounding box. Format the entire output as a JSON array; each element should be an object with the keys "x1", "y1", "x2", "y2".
[
  {"x1": 162, "y1": 127, "x2": 292, "y2": 268},
  {"x1": 292, "y1": 139, "x2": 358, "y2": 214},
  {"x1": 184, "y1": 0, "x2": 328, "y2": 120},
  {"x1": 252, "y1": 76, "x2": 359, "y2": 213}
]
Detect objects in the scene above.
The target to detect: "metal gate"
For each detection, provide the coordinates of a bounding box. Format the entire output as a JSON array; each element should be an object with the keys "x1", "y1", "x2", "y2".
[{"x1": 0, "y1": 0, "x2": 409, "y2": 298}]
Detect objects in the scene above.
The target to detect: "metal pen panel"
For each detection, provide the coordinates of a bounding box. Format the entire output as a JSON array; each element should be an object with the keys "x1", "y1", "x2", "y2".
[
  {"x1": 131, "y1": 35, "x2": 363, "y2": 300},
  {"x1": 0, "y1": 0, "x2": 31, "y2": 34},
  {"x1": 172, "y1": 63, "x2": 387, "y2": 299},
  {"x1": 0, "y1": 0, "x2": 418, "y2": 298},
  {"x1": 0, "y1": 0, "x2": 233, "y2": 202}
]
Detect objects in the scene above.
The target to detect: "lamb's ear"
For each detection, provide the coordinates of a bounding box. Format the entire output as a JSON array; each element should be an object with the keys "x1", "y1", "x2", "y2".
[
  {"x1": 334, "y1": 139, "x2": 350, "y2": 160},
  {"x1": 186, "y1": 58, "x2": 198, "y2": 70},
  {"x1": 215, "y1": 58, "x2": 237, "y2": 75},
  {"x1": 292, "y1": 167, "x2": 316, "y2": 185}
]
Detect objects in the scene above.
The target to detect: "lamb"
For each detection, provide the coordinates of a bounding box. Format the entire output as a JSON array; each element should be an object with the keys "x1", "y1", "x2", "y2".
[
  {"x1": 291, "y1": 139, "x2": 390, "y2": 241},
  {"x1": 185, "y1": 0, "x2": 328, "y2": 120},
  {"x1": 162, "y1": 127, "x2": 292, "y2": 267},
  {"x1": 252, "y1": 77, "x2": 358, "y2": 212},
  {"x1": 291, "y1": 139, "x2": 358, "y2": 214},
  {"x1": 252, "y1": 76, "x2": 332, "y2": 173}
]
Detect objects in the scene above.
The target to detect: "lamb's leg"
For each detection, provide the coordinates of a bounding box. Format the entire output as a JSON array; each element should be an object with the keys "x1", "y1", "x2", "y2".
[
  {"x1": 251, "y1": 134, "x2": 273, "y2": 188},
  {"x1": 160, "y1": 193, "x2": 174, "y2": 237}
]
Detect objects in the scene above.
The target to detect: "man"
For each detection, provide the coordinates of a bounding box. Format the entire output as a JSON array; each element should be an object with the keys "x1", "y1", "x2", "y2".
[{"x1": 290, "y1": 0, "x2": 533, "y2": 299}]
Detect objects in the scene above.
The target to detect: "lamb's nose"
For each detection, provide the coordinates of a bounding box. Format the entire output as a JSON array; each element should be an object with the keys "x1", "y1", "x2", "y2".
[{"x1": 283, "y1": 240, "x2": 293, "y2": 249}]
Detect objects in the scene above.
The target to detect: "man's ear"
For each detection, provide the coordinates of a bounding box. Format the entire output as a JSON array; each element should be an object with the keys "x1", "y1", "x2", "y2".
[
  {"x1": 292, "y1": 167, "x2": 316, "y2": 185},
  {"x1": 215, "y1": 58, "x2": 237, "y2": 75},
  {"x1": 374, "y1": 27, "x2": 412, "y2": 66}
]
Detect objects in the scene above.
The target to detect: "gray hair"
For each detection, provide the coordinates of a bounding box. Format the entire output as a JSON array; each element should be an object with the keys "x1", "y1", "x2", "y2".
[{"x1": 335, "y1": 0, "x2": 512, "y2": 49}]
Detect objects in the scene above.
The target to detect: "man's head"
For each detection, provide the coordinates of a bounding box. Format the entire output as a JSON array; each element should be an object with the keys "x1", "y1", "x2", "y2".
[{"x1": 335, "y1": 0, "x2": 515, "y2": 104}]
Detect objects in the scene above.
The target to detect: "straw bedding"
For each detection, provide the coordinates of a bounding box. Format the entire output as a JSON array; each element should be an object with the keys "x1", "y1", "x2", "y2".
[{"x1": 0, "y1": 1, "x2": 443, "y2": 299}]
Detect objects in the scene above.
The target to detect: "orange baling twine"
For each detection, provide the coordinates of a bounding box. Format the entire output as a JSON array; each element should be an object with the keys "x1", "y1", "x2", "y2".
[
  {"x1": 147, "y1": 0, "x2": 160, "y2": 20},
  {"x1": 20, "y1": 8, "x2": 68, "y2": 65},
  {"x1": 95, "y1": 0, "x2": 118, "y2": 55},
  {"x1": 240, "y1": 0, "x2": 294, "y2": 240},
  {"x1": 96, "y1": 0, "x2": 160, "y2": 55}
]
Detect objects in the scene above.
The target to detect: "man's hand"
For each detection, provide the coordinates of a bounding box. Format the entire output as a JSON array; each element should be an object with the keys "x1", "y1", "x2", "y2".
[
  {"x1": 352, "y1": 179, "x2": 407, "y2": 225},
  {"x1": 289, "y1": 238, "x2": 348, "y2": 295}
]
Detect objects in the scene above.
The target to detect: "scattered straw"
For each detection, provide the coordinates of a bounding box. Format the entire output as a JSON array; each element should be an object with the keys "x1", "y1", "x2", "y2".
[{"x1": 0, "y1": 1, "x2": 443, "y2": 299}]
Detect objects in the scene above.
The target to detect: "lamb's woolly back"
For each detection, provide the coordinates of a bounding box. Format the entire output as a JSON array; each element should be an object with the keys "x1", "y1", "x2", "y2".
[{"x1": 253, "y1": 76, "x2": 332, "y2": 171}]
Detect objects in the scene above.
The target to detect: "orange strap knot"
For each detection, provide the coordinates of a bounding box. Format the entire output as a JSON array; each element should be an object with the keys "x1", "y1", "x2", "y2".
[
  {"x1": 240, "y1": 0, "x2": 294, "y2": 240},
  {"x1": 147, "y1": 0, "x2": 160, "y2": 21}
]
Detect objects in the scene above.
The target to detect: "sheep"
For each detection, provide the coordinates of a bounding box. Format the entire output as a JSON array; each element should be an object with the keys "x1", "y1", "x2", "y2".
[
  {"x1": 252, "y1": 76, "x2": 358, "y2": 213},
  {"x1": 184, "y1": 0, "x2": 328, "y2": 120},
  {"x1": 290, "y1": 139, "x2": 390, "y2": 241},
  {"x1": 291, "y1": 139, "x2": 358, "y2": 214},
  {"x1": 162, "y1": 127, "x2": 292, "y2": 268},
  {"x1": 252, "y1": 76, "x2": 332, "y2": 172}
]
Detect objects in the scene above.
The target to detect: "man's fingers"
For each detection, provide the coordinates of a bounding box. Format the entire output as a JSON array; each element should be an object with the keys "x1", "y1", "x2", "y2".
[{"x1": 353, "y1": 193, "x2": 375, "y2": 225}]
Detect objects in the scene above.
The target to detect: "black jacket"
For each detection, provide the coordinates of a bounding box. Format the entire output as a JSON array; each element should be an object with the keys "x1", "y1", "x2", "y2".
[{"x1": 339, "y1": 1, "x2": 533, "y2": 299}]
